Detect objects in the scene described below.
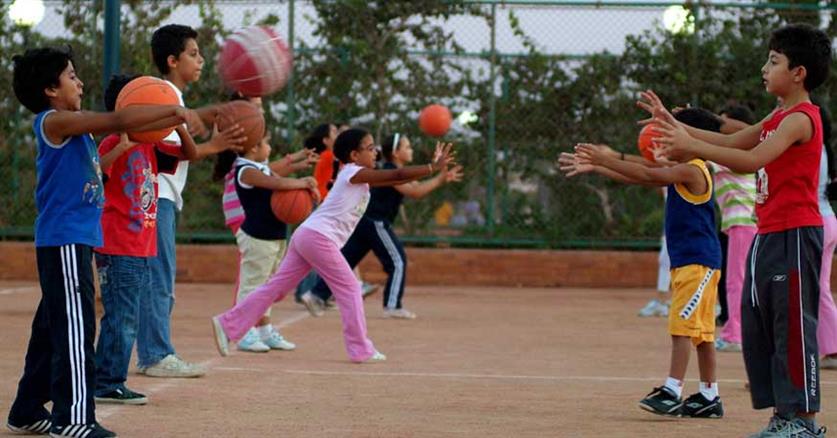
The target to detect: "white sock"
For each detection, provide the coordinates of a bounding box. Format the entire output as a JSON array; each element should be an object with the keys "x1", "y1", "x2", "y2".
[
  {"x1": 256, "y1": 324, "x2": 272, "y2": 339},
  {"x1": 699, "y1": 382, "x2": 718, "y2": 400},
  {"x1": 664, "y1": 377, "x2": 683, "y2": 398}
]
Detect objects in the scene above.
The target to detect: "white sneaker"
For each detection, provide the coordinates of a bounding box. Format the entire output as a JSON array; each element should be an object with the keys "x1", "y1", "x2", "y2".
[
  {"x1": 359, "y1": 350, "x2": 387, "y2": 363},
  {"x1": 715, "y1": 338, "x2": 742, "y2": 353},
  {"x1": 300, "y1": 291, "x2": 325, "y2": 317},
  {"x1": 822, "y1": 356, "x2": 837, "y2": 369},
  {"x1": 638, "y1": 299, "x2": 668, "y2": 317},
  {"x1": 237, "y1": 328, "x2": 270, "y2": 352},
  {"x1": 140, "y1": 354, "x2": 205, "y2": 378},
  {"x1": 211, "y1": 316, "x2": 229, "y2": 357},
  {"x1": 383, "y1": 308, "x2": 417, "y2": 319},
  {"x1": 261, "y1": 326, "x2": 296, "y2": 350},
  {"x1": 361, "y1": 282, "x2": 380, "y2": 299}
]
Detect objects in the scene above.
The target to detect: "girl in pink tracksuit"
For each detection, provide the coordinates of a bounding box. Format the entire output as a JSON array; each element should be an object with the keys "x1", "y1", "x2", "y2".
[{"x1": 212, "y1": 128, "x2": 454, "y2": 362}]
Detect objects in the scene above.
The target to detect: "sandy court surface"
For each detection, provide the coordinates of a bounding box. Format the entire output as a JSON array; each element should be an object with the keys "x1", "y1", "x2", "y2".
[{"x1": 1, "y1": 281, "x2": 835, "y2": 437}]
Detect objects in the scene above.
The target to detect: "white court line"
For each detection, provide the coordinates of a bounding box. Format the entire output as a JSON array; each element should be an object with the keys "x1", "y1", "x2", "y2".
[
  {"x1": 98, "y1": 309, "x2": 311, "y2": 419},
  {"x1": 0, "y1": 286, "x2": 38, "y2": 295},
  {"x1": 211, "y1": 367, "x2": 837, "y2": 386}
]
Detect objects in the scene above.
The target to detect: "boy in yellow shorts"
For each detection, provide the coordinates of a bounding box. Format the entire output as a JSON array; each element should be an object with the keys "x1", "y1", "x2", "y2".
[{"x1": 560, "y1": 107, "x2": 724, "y2": 418}]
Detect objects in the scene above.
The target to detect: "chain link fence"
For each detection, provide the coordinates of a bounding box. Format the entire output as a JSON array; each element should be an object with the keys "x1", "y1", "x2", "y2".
[{"x1": 0, "y1": 0, "x2": 835, "y2": 247}]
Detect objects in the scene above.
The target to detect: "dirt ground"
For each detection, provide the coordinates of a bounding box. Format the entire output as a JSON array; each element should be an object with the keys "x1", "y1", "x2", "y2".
[{"x1": 1, "y1": 281, "x2": 835, "y2": 437}]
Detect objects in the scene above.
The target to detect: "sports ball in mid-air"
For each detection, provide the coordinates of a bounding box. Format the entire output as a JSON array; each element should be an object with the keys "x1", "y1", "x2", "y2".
[
  {"x1": 419, "y1": 104, "x2": 452, "y2": 138},
  {"x1": 218, "y1": 26, "x2": 293, "y2": 97}
]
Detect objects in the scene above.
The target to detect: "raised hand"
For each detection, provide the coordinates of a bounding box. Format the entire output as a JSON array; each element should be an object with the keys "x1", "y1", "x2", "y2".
[
  {"x1": 210, "y1": 117, "x2": 247, "y2": 153},
  {"x1": 442, "y1": 165, "x2": 464, "y2": 183},
  {"x1": 574, "y1": 143, "x2": 612, "y2": 166},
  {"x1": 652, "y1": 117, "x2": 694, "y2": 162},
  {"x1": 557, "y1": 152, "x2": 594, "y2": 178},
  {"x1": 304, "y1": 148, "x2": 320, "y2": 166},
  {"x1": 637, "y1": 89, "x2": 676, "y2": 127},
  {"x1": 431, "y1": 142, "x2": 455, "y2": 171}
]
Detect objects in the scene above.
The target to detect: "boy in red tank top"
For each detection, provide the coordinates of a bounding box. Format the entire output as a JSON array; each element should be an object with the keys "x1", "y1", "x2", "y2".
[{"x1": 640, "y1": 23, "x2": 831, "y2": 437}]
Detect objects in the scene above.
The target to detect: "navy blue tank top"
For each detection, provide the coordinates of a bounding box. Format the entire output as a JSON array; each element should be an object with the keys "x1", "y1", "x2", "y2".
[{"x1": 234, "y1": 158, "x2": 287, "y2": 240}]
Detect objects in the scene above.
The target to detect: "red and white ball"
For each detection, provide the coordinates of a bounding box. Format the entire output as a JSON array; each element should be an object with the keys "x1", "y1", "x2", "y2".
[{"x1": 218, "y1": 26, "x2": 293, "y2": 97}]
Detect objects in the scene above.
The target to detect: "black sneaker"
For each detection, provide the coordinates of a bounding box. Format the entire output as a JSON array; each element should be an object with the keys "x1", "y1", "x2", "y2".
[
  {"x1": 49, "y1": 422, "x2": 116, "y2": 438},
  {"x1": 7, "y1": 417, "x2": 52, "y2": 435},
  {"x1": 638, "y1": 386, "x2": 682, "y2": 416},
  {"x1": 679, "y1": 392, "x2": 724, "y2": 418},
  {"x1": 94, "y1": 387, "x2": 147, "y2": 405}
]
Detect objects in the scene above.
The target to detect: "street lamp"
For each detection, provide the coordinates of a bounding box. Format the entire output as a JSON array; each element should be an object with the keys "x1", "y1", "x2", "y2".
[
  {"x1": 662, "y1": 5, "x2": 695, "y2": 35},
  {"x1": 9, "y1": 0, "x2": 45, "y2": 28}
]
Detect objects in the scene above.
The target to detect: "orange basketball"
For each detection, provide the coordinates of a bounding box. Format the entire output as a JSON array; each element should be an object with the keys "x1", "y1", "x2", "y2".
[
  {"x1": 418, "y1": 104, "x2": 452, "y2": 137},
  {"x1": 216, "y1": 100, "x2": 266, "y2": 153},
  {"x1": 270, "y1": 189, "x2": 314, "y2": 225},
  {"x1": 637, "y1": 123, "x2": 660, "y2": 162},
  {"x1": 115, "y1": 76, "x2": 180, "y2": 143}
]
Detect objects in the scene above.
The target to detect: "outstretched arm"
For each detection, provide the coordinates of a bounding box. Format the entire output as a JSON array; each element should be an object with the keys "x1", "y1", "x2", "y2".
[
  {"x1": 43, "y1": 105, "x2": 190, "y2": 144},
  {"x1": 351, "y1": 142, "x2": 455, "y2": 186},
  {"x1": 638, "y1": 90, "x2": 764, "y2": 150},
  {"x1": 653, "y1": 111, "x2": 812, "y2": 173}
]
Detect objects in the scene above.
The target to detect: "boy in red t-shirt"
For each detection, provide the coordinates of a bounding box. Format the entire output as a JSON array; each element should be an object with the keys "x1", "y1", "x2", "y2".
[
  {"x1": 93, "y1": 75, "x2": 198, "y2": 405},
  {"x1": 641, "y1": 23, "x2": 831, "y2": 437}
]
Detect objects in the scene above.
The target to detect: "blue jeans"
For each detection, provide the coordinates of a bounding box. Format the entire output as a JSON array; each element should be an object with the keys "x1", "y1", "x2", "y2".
[
  {"x1": 137, "y1": 198, "x2": 177, "y2": 368},
  {"x1": 95, "y1": 254, "x2": 149, "y2": 395}
]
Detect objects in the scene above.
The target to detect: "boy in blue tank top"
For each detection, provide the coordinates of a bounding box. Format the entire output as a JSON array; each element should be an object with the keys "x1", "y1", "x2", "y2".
[
  {"x1": 6, "y1": 46, "x2": 205, "y2": 438},
  {"x1": 560, "y1": 108, "x2": 725, "y2": 419}
]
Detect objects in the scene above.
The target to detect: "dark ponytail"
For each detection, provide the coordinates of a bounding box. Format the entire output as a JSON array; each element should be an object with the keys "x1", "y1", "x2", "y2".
[
  {"x1": 212, "y1": 149, "x2": 237, "y2": 181},
  {"x1": 303, "y1": 123, "x2": 332, "y2": 154}
]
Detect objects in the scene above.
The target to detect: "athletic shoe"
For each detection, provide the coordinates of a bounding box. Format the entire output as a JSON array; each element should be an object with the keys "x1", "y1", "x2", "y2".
[
  {"x1": 638, "y1": 386, "x2": 682, "y2": 416},
  {"x1": 679, "y1": 393, "x2": 723, "y2": 418},
  {"x1": 211, "y1": 316, "x2": 229, "y2": 357},
  {"x1": 261, "y1": 326, "x2": 296, "y2": 350},
  {"x1": 299, "y1": 291, "x2": 325, "y2": 317},
  {"x1": 95, "y1": 387, "x2": 147, "y2": 405},
  {"x1": 49, "y1": 423, "x2": 116, "y2": 438},
  {"x1": 7, "y1": 417, "x2": 52, "y2": 435},
  {"x1": 139, "y1": 354, "x2": 205, "y2": 378},
  {"x1": 748, "y1": 416, "x2": 826, "y2": 438},
  {"x1": 359, "y1": 350, "x2": 387, "y2": 363},
  {"x1": 361, "y1": 282, "x2": 380, "y2": 299},
  {"x1": 237, "y1": 328, "x2": 270, "y2": 353},
  {"x1": 383, "y1": 308, "x2": 417, "y2": 319},
  {"x1": 715, "y1": 338, "x2": 743, "y2": 353},
  {"x1": 638, "y1": 299, "x2": 669, "y2": 317},
  {"x1": 821, "y1": 356, "x2": 837, "y2": 369}
]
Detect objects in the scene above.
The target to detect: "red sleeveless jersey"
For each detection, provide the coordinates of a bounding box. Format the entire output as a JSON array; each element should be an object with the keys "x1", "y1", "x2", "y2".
[{"x1": 755, "y1": 102, "x2": 823, "y2": 233}]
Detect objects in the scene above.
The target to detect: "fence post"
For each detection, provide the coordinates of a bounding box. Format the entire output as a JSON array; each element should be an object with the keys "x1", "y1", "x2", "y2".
[
  {"x1": 285, "y1": 0, "x2": 296, "y2": 145},
  {"x1": 102, "y1": 0, "x2": 121, "y2": 93},
  {"x1": 486, "y1": 3, "x2": 497, "y2": 236}
]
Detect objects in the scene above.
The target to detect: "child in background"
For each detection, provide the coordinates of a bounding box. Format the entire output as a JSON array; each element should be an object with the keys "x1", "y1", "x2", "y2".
[
  {"x1": 562, "y1": 108, "x2": 725, "y2": 419},
  {"x1": 301, "y1": 133, "x2": 462, "y2": 319},
  {"x1": 709, "y1": 104, "x2": 758, "y2": 353},
  {"x1": 815, "y1": 103, "x2": 837, "y2": 369},
  {"x1": 212, "y1": 128, "x2": 454, "y2": 362},
  {"x1": 139, "y1": 24, "x2": 246, "y2": 379},
  {"x1": 93, "y1": 74, "x2": 199, "y2": 405},
  {"x1": 643, "y1": 23, "x2": 831, "y2": 436},
  {"x1": 7, "y1": 46, "x2": 197, "y2": 438},
  {"x1": 213, "y1": 132, "x2": 318, "y2": 353}
]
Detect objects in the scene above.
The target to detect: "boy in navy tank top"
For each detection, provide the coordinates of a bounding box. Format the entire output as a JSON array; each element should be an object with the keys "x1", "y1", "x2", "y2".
[
  {"x1": 563, "y1": 108, "x2": 725, "y2": 420},
  {"x1": 642, "y1": 23, "x2": 831, "y2": 438},
  {"x1": 6, "y1": 46, "x2": 203, "y2": 438}
]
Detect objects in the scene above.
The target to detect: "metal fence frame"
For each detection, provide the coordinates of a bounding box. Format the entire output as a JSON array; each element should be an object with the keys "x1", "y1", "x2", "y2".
[{"x1": 2, "y1": 0, "x2": 834, "y2": 249}]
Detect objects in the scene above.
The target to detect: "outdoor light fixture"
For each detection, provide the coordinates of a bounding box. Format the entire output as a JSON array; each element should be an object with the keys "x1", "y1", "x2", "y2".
[
  {"x1": 9, "y1": 0, "x2": 45, "y2": 27},
  {"x1": 662, "y1": 5, "x2": 695, "y2": 35}
]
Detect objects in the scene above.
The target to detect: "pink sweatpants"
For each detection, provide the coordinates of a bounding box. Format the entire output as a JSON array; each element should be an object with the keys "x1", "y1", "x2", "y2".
[
  {"x1": 719, "y1": 225, "x2": 757, "y2": 344},
  {"x1": 818, "y1": 215, "x2": 837, "y2": 356},
  {"x1": 217, "y1": 226, "x2": 377, "y2": 362}
]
